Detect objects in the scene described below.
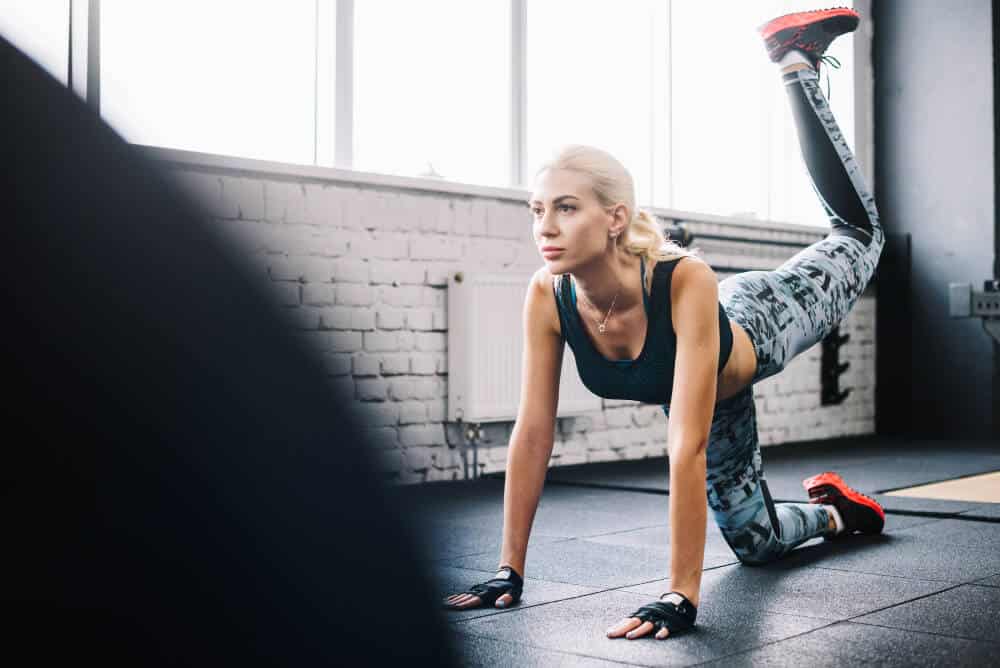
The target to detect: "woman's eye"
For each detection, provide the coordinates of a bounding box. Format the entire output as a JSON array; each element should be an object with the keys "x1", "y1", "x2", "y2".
[{"x1": 530, "y1": 205, "x2": 574, "y2": 216}]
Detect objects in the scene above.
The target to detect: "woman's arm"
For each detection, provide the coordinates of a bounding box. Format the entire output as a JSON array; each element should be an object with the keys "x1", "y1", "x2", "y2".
[
  {"x1": 664, "y1": 258, "x2": 721, "y2": 608},
  {"x1": 605, "y1": 258, "x2": 720, "y2": 640},
  {"x1": 443, "y1": 269, "x2": 562, "y2": 610},
  {"x1": 498, "y1": 268, "x2": 565, "y2": 577}
]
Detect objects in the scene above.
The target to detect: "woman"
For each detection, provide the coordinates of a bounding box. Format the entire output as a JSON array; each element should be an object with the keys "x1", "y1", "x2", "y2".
[{"x1": 442, "y1": 7, "x2": 885, "y2": 641}]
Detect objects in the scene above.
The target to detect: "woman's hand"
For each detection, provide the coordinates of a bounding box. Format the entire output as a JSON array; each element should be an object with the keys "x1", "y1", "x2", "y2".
[
  {"x1": 606, "y1": 616, "x2": 673, "y2": 640},
  {"x1": 441, "y1": 566, "x2": 523, "y2": 610},
  {"x1": 605, "y1": 593, "x2": 697, "y2": 640},
  {"x1": 441, "y1": 591, "x2": 516, "y2": 610}
]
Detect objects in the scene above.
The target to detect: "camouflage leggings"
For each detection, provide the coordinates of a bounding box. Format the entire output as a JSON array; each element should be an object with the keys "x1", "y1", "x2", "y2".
[{"x1": 667, "y1": 68, "x2": 884, "y2": 564}]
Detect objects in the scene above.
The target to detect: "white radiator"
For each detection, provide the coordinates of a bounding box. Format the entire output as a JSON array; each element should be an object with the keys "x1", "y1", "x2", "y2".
[{"x1": 447, "y1": 270, "x2": 602, "y2": 423}]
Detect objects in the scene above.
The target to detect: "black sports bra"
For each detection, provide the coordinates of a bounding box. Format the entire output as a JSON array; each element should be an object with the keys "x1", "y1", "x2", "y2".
[{"x1": 552, "y1": 256, "x2": 734, "y2": 404}]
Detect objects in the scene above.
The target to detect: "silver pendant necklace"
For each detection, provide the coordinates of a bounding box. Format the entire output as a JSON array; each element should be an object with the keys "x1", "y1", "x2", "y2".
[{"x1": 581, "y1": 288, "x2": 619, "y2": 334}]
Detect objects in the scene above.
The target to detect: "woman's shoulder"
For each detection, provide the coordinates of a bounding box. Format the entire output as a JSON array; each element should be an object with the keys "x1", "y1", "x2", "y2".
[
  {"x1": 651, "y1": 254, "x2": 705, "y2": 287},
  {"x1": 660, "y1": 254, "x2": 711, "y2": 277},
  {"x1": 528, "y1": 265, "x2": 564, "y2": 337},
  {"x1": 668, "y1": 255, "x2": 718, "y2": 302},
  {"x1": 531, "y1": 265, "x2": 566, "y2": 296}
]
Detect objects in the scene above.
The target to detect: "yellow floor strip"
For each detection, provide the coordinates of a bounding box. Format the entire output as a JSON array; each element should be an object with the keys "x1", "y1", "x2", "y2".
[{"x1": 885, "y1": 471, "x2": 1000, "y2": 503}]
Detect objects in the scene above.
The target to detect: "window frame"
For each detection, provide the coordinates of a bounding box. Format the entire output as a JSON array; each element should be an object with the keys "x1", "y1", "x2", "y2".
[{"x1": 68, "y1": 0, "x2": 873, "y2": 229}]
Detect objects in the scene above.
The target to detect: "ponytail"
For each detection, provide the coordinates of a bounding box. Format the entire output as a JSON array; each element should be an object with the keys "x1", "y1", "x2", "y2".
[{"x1": 621, "y1": 209, "x2": 699, "y2": 263}]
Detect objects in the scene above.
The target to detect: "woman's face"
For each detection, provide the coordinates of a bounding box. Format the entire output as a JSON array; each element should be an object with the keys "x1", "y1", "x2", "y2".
[{"x1": 528, "y1": 168, "x2": 618, "y2": 273}]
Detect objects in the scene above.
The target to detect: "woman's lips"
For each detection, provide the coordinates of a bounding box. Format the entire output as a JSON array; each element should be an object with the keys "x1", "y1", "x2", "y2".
[{"x1": 541, "y1": 247, "x2": 564, "y2": 259}]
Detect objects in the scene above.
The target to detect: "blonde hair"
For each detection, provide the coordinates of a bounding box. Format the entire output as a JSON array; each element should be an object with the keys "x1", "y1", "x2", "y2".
[{"x1": 534, "y1": 144, "x2": 699, "y2": 264}]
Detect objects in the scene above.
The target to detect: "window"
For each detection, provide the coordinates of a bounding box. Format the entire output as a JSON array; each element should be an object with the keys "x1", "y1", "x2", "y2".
[
  {"x1": 668, "y1": 1, "x2": 854, "y2": 225},
  {"x1": 763, "y1": 1, "x2": 855, "y2": 227},
  {"x1": 527, "y1": 0, "x2": 854, "y2": 226},
  {"x1": 526, "y1": 0, "x2": 660, "y2": 207},
  {"x1": 100, "y1": 0, "x2": 316, "y2": 164},
  {"x1": 0, "y1": 0, "x2": 70, "y2": 85},
  {"x1": 353, "y1": 0, "x2": 509, "y2": 186},
  {"x1": 670, "y1": 2, "x2": 771, "y2": 219},
  {"x1": 33, "y1": 1, "x2": 860, "y2": 228}
]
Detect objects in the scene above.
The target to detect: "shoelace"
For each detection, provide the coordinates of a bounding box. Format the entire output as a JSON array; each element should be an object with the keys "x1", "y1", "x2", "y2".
[{"x1": 817, "y1": 54, "x2": 841, "y2": 100}]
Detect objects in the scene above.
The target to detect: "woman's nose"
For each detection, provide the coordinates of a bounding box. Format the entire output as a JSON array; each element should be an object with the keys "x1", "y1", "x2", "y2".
[{"x1": 537, "y1": 211, "x2": 559, "y2": 236}]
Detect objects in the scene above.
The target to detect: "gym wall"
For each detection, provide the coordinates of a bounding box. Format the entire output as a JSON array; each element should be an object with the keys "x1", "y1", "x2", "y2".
[
  {"x1": 163, "y1": 156, "x2": 877, "y2": 484},
  {"x1": 873, "y1": 0, "x2": 996, "y2": 439}
]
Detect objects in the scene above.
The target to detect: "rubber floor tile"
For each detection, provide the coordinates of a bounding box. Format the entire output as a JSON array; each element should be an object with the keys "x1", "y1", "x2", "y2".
[
  {"x1": 416, "y1": 520, "x2": 569, "y2": 562},
  {"x1": 449, "y1": 536, "x2": 737, "y2": 589},
  {"x1": 853, "y1": 584, "x2": 1000, "y2": 643},
  {"x1": 620, "y1": 562, "x2": 952, "y2": 621},
  {"x1": 452, "y1": 588, "x2": 830, "y2": 667},
  {"x1": 973, "y1": 574, "x2": 1000, "y2": 587},
  {"x1": 454, "y1": 631, "x2": 646, "y2": 667},
  {"x1": 756, "y1": 527, "x2": 1000, "y2": 583},
  {"x1": 696, "y1": 622, "x2": 1000, "y2": 667}
]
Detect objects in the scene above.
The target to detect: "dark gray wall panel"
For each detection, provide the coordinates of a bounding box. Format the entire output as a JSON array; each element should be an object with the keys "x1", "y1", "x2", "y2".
[{"x1": 874, "y1": 0, "x2": 996, "y2": 437}]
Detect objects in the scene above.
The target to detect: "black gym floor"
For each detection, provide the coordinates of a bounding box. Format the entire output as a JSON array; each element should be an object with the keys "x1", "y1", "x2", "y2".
[{"x1": 395, "y1": 436, "x2": 1000, "y2": 667}]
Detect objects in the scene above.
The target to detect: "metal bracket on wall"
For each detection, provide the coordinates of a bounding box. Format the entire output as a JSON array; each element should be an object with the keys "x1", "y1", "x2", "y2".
[
  {"x1": 949, "y1": 280, "x2": 1000, "y2": 344},
  {"x1": 663, "y1": 223, "x2": 693, "y2": 247},
  {"x1": 465, "y1": 422, "x2": 485, "y2": 480},
  {"x1": 451, "y1": 416, "x2": 485, "y2": 481},
  {"x1": 821, "y1": 326, "x2": 851, "y2": 405}
]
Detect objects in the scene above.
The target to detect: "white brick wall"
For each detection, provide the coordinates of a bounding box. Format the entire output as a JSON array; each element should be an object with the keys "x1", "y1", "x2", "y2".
[{"x1": 168, "y1": 166, "x2": 878, "y2": 486}]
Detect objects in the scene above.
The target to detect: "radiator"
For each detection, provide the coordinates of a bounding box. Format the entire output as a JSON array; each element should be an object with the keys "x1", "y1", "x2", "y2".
[{"x1": 447, "y1": 270, "x2": 602, "y2": 423}]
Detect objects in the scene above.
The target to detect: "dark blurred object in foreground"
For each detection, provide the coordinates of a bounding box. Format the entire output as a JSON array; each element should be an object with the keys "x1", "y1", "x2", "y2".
[{"x1": 0, "y1": 35, "x2": 457, "y2": 666}]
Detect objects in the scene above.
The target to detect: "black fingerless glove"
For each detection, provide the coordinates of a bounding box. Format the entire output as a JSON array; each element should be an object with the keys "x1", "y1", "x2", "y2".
[
  {"x1": 627, "y1": 592, "x2": 697, "y2": 636},
  {"x1": 445, "y1": 565, "x2": 524, "y2": 609}
]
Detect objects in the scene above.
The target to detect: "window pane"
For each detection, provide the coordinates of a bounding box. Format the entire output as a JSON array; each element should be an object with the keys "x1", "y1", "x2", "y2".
[
  {"x1": 101, "y1": 0, "x2": 316, "y2": 165},
  {"x1": 671, "y1": 0, "x2": 854, "y2": 226},
  {"x1": 670, "y1": 2, "x2": 770, "y2": 219},
  {"x1": 354, "y1": 0, "x2": 509, "y2": 186},
  {"x1": 527, "y1": 0, "x2": 658, "y2": 206},
  {"x1": 764, "y1": 0, "x2": 855, "y2": 227},
  {"x1": 0, "y1": 0, "x2": 70, "y2": 85}
]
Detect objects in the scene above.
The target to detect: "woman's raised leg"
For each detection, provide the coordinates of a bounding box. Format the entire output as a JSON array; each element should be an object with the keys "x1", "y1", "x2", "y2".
[
  {"x1": 720, "y1": 61, "x2": 884, "y2": 385},
  {"x1": 705, "y1": 9, "x2": 888, "y2": 563}
]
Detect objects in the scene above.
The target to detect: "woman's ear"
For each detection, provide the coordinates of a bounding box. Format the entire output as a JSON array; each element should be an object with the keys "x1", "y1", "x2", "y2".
[{"x1": 608, "y1": 203, "x2": 629, "y2": 237}]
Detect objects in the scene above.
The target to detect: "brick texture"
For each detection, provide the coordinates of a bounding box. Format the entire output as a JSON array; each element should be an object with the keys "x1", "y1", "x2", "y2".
[{"x1": 172, "y1": 165, "x2": 879, "y2": 487}]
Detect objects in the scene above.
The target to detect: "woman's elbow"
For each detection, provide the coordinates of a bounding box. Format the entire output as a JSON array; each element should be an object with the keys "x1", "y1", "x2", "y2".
[{"x1": 667, "y1": 437, "x2": 708, "y2": 461}]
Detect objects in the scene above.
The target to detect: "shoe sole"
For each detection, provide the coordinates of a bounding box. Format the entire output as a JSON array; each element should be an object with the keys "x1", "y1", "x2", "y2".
[
  {"x1": 758, "y1": 7, "x2": 859, "y2": 40},
  {"x1": 802, "y1": 471, "x2": 885, "y2": 529}
]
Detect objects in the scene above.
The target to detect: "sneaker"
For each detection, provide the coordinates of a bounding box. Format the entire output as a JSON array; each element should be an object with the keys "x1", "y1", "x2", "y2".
[
  {"x1": 758, "y1": 7, "x2": 860, "y2": 68},
  {"x1": 802, "y1": 471, "x2": 885, "y2": 538}
]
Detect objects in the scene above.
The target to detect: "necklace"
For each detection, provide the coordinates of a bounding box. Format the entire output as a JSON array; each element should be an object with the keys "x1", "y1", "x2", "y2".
[{"x1": 580, "y1": 287, "x2": 619, "y2": 334}]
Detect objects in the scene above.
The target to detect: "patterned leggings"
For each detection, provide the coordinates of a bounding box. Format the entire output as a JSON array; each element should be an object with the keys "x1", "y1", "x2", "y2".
[{"x1": 664, "y1": 68, "x2": 885, "y2": 565}]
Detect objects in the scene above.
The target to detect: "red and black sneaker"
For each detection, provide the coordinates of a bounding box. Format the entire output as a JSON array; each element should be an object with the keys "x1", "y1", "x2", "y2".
[
  {"x1": 758, "y1": 7, "x2": 860, "y2": 67},
  {"x1": 802, "y1": 471, "x2": 885, "y2": 538}
]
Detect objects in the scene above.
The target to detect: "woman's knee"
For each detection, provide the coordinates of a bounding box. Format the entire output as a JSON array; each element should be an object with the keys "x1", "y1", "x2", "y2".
[
  {"x1": 719, "y1": 526, "x2": 784, "y2": 566},
  {"x1": 735, "y1": 549, "x2": 781, "y2": 567}
]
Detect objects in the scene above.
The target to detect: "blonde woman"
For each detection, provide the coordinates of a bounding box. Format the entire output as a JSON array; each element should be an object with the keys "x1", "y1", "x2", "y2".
[{"x1": 443, "y1": 7, "x2": 884, "y2": 641}]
